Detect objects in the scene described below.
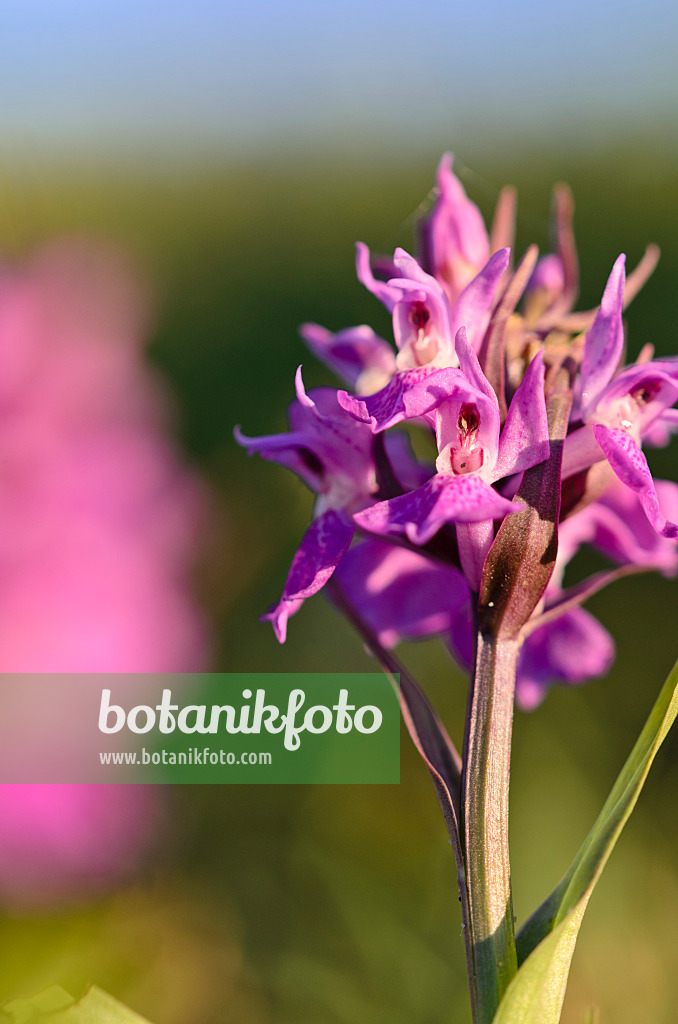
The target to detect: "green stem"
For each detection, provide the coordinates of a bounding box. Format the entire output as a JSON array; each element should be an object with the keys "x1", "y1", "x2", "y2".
[{"x1": 462, "y1": 631, "x2": 519, "y2": 1023}]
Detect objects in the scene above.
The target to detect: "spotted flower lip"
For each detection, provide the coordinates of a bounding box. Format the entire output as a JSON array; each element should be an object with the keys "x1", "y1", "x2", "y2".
[
  {"x1": 356, "y1": 242, "x2": 510, "y2": 372},
  {"x1": 356, "y1": 243, "x2": 456, "y2": 369},
  {"x1": 347, "y1": 328, "x2": 549, "y2": 553}
]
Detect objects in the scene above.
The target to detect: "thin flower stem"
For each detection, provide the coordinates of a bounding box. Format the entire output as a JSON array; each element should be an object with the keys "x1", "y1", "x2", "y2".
[{"x1": 462, "y1": 630, "x2": 519, "y2": 1024}]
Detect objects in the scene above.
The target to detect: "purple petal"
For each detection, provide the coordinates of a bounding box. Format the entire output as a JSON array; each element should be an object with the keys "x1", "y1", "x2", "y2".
[
  {"x1": 335, "y1": 538, "x2": 471, "y2": 649},
  {"x1": 355, "y1": 242, "x2": 399, "y2": 311},
  {"x1": 593, "y1": 425, "x2": 678, "y2": 538},
  {"x1": 417, "y1": 153, "x2": 490, "y2": 303},
  {"x1": 392, "y1": 247, "x2": 441, "y2": 288},
  {"x1": 238, "y1": 376, "x2": 376, "y2": 502},
  {"x1": 580, "y1": 254, "x2": 626, "y2": 417},
  {"x1": 263, "y1": 510, "x2": 354, "y2": 642},
  {"x1": 558, "y1": 477, "x2": 678, "y2": 577},
  {"x1": 338, "y1": 365, "x2": 472, "y2": 432},
  {"x1": 450, "y1": 248, "x2": 511, "y2": 351},
  {"x1": 299, "y1": 323, "x2": 396, "y2": 390},
  {"x1": 234, "y1": 423, "x2": 327, "y2": 491},
  {"x1": 561, "y1": 423, "x2": 604, "y2": 479},
  {"x1": 383, "y1": 431, "x2": 433, "y2": 491},
  {"x1": 493, "y1": 352, "x2": 549, "y2": 480},
  {"x1": 354, "y1": 473, "x2": 520, "y2": 545},
  {"x1": 454, "y1": 325, "x2": 498, "y2": 405},
  {"x1": 516, "y1": 607, "x2": 615, "y2": 710}
]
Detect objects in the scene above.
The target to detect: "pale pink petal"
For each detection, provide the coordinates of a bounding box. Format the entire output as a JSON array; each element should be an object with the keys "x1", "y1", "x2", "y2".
[
  {"x1": 355, "y1": 242, "x2": 399, "y2": 311},
  {"x1": 452, "y1": 327, "x2": 500, "y2": 468},
  {"x1": 418, "y1": 154, "x2": 490, "y2": 303}
]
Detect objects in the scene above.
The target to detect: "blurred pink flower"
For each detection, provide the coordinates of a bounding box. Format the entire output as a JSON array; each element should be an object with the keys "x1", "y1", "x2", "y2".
[{"x1": 0, "y1": 239, "x2": 210, "y2": 906}]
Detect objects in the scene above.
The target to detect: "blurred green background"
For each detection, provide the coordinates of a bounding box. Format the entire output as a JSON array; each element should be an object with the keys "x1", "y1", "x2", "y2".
[{"x1": 0, "y1": 140, "x2": 676, "y2": 1024}]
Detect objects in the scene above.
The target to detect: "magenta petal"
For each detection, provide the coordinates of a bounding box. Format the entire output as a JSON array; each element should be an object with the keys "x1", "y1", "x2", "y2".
[
  {"x1": 355, "y1": 242, "x2": 399, "y2": 311},
  {"x1": 234, "y1": 424, "x2": 325, "y2": 490},
  {"x1": 263, "y1": 511, "x2": 354, "y2": 642},
  {"x1": 558, "y1": 478, "x2": 678, "y2": 577},
  {"x1": 593, "y1": 425, "x2": 678, "y2": 538},
  {"x1": 580, "y1": 254, "x2": 626, "y2": 416},
  {"x1": 516, "y1": 607, "x2": 615, "y2": 710},
  {"x1": 335, "y1": 539, "x2": 470, "y2": 649},
  {"x1": 338, "y1": 365, "x2": 470, "y2": 432},
  {"x1": 299, "y1": 323, "x2": 396, "y2": 389},
  {"x1": 493, "y1": 351, "x2": 550, "y2": 480},
  {"x1": 354, "y1": 474, "x2": 520, "y2": 545},
  {"x1": 527, "y1": 253, "x2": 565, "y2": 297},
  {"x1": 450, "y1": 248, "x2": 511, "y2": 351}
]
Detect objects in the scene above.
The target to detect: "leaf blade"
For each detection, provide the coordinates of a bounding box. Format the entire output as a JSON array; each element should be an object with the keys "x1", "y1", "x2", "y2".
[
  {"x1": 494, "y1": 658, "x2": 678, "y2": 1023},
  {"x1": 1, "y1": 987, "x2": 152, "y2": 1024}
]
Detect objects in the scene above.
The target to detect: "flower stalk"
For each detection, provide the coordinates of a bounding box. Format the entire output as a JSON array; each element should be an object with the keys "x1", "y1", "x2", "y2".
[{"x1": 463, "y1": 631, "x2": 519, "y2": 1023}]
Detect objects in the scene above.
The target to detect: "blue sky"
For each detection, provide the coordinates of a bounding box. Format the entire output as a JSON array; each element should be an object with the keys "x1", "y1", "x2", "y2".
[{"x1": 1, "y1": 0, "x2": 676, "y2": 158}]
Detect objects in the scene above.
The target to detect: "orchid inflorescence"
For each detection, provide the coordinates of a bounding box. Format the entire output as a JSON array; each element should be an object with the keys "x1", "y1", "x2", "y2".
[
  {"x1": 238, "y1": 154, "x2": 677, "y2": 708},
  {"x1": 237, "y1": 155, "x2": 678, "y2": 1022}
]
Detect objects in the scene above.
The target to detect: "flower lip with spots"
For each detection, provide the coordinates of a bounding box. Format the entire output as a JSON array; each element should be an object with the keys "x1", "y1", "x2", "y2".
[
  {"x1": 347, "y1": 328, "x2": 549, "y2": 575},
  {"x1": 356, "y1": 241, "x2": 511, "y2": 376}
]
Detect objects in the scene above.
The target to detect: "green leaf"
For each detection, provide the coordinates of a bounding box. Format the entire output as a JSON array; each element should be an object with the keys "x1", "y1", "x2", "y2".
[
  {"x1": 1, "y1": 987, "x2": 151, "y2": 1024},
  {"x1": 492, "y1": 657, "x2": 678, "y2": 1023},
  {"x1": 1, "y1": 988, "x2": 75, "y2": 1023}
]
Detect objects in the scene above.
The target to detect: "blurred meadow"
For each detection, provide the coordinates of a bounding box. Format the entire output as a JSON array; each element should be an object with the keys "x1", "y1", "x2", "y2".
[{"x1": 1, "y1": 1, "x2": 678, "y2": 1022}]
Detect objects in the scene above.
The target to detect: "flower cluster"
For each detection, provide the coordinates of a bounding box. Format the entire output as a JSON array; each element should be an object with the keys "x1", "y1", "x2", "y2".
[{"x1": 238, "y1": 155, "x2": 678, "y2": 707}]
